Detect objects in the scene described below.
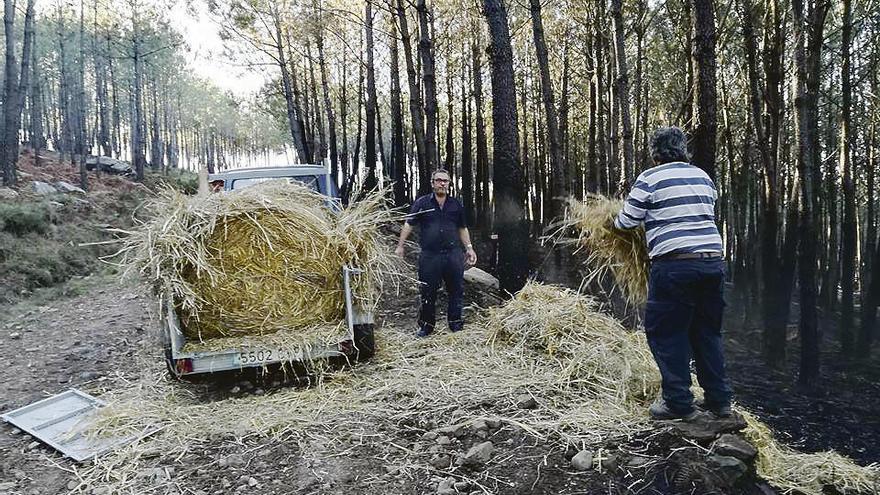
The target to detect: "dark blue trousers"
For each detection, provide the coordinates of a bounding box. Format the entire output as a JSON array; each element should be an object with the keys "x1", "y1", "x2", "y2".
[
  {"x1": 645, "y1": 258, "x2": 732, "y2": 414},
  {"x1": 418, "y1": 250, "x2": 465, "y2": 331}
]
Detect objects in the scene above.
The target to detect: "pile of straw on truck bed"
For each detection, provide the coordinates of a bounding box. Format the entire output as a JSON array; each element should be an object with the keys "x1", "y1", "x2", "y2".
[
  {"x1": 551, "y1": 195, "x2": 649, "y2": 306},
  {"x1": 113, "y1": 182, "x2": 403, "y2": 341}
]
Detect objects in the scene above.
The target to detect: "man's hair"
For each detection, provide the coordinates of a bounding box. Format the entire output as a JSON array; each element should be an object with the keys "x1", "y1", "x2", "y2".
[
  {"x1": 650, "y1": 127, "x2": 690, "y2": 164},
  {"x1": 431, "y1": 168, "x2": 450, "y2": 180}
]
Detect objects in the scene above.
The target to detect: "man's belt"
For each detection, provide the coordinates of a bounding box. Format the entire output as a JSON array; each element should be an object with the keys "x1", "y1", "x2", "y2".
[{"x1": 652, "y1": 251, "x2": 723, "y2": 261}]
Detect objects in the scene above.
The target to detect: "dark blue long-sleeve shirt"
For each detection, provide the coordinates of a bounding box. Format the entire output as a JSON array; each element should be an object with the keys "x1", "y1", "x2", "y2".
[{"x1": 406, "y1": 194, "x2": 466, "y2": 253}]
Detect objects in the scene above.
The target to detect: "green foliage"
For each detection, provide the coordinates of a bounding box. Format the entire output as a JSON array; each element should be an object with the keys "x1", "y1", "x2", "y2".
[
  {"x1": 0, "y1": 191, "x2": 145, "y2": 303},
  {"x1": 146, "y1": 170, "x2": 200, "y2": 194},
  {"x1": 0, "y1": 202, "x2": 54, "y2": 235}
]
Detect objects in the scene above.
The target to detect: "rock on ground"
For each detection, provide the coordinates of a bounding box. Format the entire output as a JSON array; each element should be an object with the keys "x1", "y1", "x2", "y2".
[
  {"x1": 31, "y1": 181, "x2": 57, "y2": 195},
  {"x1": 570, "y1": 450, "x2": 593, "y2": 471}
]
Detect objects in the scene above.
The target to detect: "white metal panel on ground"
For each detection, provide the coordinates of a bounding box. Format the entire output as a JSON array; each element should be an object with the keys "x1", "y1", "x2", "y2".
[{"x1": 1, "y1": 389, "x2": 158, "y2": 462}]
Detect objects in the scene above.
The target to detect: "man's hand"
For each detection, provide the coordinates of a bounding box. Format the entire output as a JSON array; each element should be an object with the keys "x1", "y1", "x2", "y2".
[
  {"x1": 395, "y1": 245, "x2": 405, "y2": 258},
  {"x1": 465, "y1": 247, "x2": 477, "y2": 267}
]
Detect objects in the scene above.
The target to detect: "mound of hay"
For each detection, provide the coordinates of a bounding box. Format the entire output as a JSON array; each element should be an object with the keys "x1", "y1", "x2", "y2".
[
  {"x1": 115, "y1": 182, "x2": 403, "y2": 341},
  {"x1": 551, "y1": 195, "x2": 649, "y2": 306},
  {"x1": 742, "y1": 411, "x2": 879, "y2": 495},
  {"x1": 484, "y1": 281, "x2": 660, "y2": 404}
]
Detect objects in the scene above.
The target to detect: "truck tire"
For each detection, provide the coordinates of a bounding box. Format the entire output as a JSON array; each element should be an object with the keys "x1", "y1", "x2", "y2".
[{"x1": 353, "y1": 323, "x2": 375, "y2": 361}]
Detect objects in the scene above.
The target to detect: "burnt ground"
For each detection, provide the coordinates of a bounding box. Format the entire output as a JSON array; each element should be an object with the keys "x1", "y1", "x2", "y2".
[{"x1": 722, "y1": 294, "x2": 880, "y2": 466}]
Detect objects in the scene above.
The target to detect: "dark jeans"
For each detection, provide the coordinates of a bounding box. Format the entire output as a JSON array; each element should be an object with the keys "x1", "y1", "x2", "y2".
[
  {"x1": 418, "y1": 250, "x2": 465, "y2": 331},
  {"x1": 645, "y1": 258, "x2": 732, "y2": 414}
]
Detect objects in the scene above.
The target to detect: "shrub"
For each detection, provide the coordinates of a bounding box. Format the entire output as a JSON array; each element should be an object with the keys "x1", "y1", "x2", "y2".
[{"x1": 0, "y1": 202, "x2": 52, "y2": 235}]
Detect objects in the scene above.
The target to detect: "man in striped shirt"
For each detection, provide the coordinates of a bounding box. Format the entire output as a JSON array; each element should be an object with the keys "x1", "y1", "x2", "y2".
[{"x1": 615, "y1": 126, "x2": 733, "y2": 421}]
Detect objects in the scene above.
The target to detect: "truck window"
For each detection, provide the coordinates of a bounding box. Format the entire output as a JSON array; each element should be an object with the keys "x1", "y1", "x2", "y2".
[{"x1": 230, "y1": 176, "x2": 319, "y2": 191}]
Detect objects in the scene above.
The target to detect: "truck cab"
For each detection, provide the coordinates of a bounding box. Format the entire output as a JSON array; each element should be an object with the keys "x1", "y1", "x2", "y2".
[{"x1": 208, "y1": 165, "x2": 340, "y2": 198}]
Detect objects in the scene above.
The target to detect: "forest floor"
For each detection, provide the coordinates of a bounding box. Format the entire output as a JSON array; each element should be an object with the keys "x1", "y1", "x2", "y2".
[{"x1": 0, "y1": 160, "x2": 878, "y2": 495}]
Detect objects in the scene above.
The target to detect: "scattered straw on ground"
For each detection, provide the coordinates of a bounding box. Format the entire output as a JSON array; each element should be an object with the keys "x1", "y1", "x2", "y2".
[
  {"x1": 71, "y1": 282, "x2": 656, "y2": 493},
  {"x1": 68, "y1": 282, "x2": 879, "y2": 495},
  {"x1": 111, "y1": 182, "x2": 406, "y2": 341},
  {"x1": 742, "y1": 411, "x2": 879, "y2": 495},
  {"x1": 549, "y1": 195, "x2": 649, "y2": 306}
]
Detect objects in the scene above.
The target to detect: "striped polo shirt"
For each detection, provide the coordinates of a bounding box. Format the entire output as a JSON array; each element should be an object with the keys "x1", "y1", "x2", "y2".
[{"x1": 614, "y1": 161, "x2": 722, "y2": 259}]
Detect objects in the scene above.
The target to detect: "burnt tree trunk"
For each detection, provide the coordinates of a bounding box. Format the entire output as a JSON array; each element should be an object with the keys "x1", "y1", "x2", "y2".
[
  {"x1": 483, "y1": 0, "x2": 528, "y2": 295},
  {"x1": 389, "y1": 13, "x2": 407, "y2": 206},
  {"x1": 473, "y1": 37, "x2": 490, "y2": 229},
  {"x1": 839, "y1": 0, "x2": 856, "y2": 355},
  {"x1": 396, "y1": 0, "x2": 428, "y2": 193},
  {"x1": 363, "y1": 0, "x2": 378, "y2": 191},
  {"x1": 461, "y1": 67, "x2": 474, "y2": 227},
  {"x1": 529, "y1": 0, "x2": 565, "y2": 220},
  {"x1": 691, "y1": 0, "x2": 717, "y2": 181},
  {"x1": 417, "y1": 0, "x2": 439, "y2": 172},
  {"x1": 315, "y1": 2, "x2": 338, "y2": 181},
  {"x1": 610, "y1": 0, "x2": 635, "y2": 188},
  {"x1": 792, "y1": 0, "x2": 828, "y2": 387}
]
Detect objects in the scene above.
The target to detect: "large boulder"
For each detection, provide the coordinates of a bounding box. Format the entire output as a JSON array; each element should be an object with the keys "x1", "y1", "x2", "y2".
[
  {"x1": 463, "y1": 267, "x2": 499, "y2": 290},
  {"x1": 54, "y1": 181, "x2": 86, "y2": 195},
  {"x1": 86, "y1": 156, "x2": 132, "y2": 175},
  {"x1": 31, "y1": 181, "x2": 58, "y2": 195}
]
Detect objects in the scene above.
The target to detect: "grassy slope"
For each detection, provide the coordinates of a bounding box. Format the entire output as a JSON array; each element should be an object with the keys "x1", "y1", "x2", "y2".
[{"x1": 0, "y1": 150, "x2": 196, "y2": 303}]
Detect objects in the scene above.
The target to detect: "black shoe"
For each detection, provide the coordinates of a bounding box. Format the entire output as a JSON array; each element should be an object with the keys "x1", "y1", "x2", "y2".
[
  {"x1": 449, "y1": 325, "x2": 463, "y2": 333},
  {"x1": 696, "y1": 399, "x2": 732, "y2": 418},
  {"x1": 416, "y1": 327, "x2": 433, "y2": 338},
  {"x1": 649, "y1": 398, "x2": 698, "y2": 421}
]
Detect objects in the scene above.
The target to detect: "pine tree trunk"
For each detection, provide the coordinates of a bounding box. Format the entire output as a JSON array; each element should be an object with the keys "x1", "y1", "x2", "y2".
[
  {"x1": 306, "y1": 40, "x2": 326, "y2": 165},
  {"x1": 483, "y1": 0, "x2": 528, "y2": 295},
  {"x1": 610, "y1": 0, "x2": 634, "y2": 188},
  {"x1": 2, "y1": 0, "x2": 20, "y2": 186},
  {"x1": 443, "y1": 71, "x2": 455, "y2": 175},
  {"x1": 461, "y1": 66, "x2": 474, "y2": 226},
  {"x1": 132, "y1": 9, "x2": 146, "y2": 181},
  {"x1": 839, "y1": 0, "x2": 856, "y2": 355},
  {"x1": 363, "y1": 0, "x2": 378, "y2": 191},
  {"x1": 417, "y1": 0, "x2": 438, "y2": 171},
  {"x1": 472, "y1": 37, "x2": 490, "y2": 228},
  {"x1": 389, "y1": 13, "x2": 407, "y2": 206},
  {"x1": 691, "y1": 0, "x2": 717, "y2": 181},
  {"x1": 273, "y1": 8, "x2": 310, "y2": 163},
  {"x1": 529, "y1": 0, "x2": 565, "y2": 219},
  {"x1": 395, "y1": 0, "x2": 428, "y2": 193},
  {"x1": 792, "y1": 0, "x2": 828, "y2": 387},
  {"x1": 30, "y1": 46, "x2": 44, "y2": 155},
  {"x1": 314, "y1": 7, "x2": 338, "y2": 180}
]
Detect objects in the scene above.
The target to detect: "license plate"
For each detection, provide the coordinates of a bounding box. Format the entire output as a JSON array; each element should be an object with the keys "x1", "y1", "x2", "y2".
[{"x1": 233, "y1": 348, "x2": 292, "y2": 366}]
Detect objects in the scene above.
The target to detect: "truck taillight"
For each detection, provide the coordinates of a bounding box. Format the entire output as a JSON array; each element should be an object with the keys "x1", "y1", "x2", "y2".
[{"x1": 175, "y1": 359, "x2": 193, "y2": 375}]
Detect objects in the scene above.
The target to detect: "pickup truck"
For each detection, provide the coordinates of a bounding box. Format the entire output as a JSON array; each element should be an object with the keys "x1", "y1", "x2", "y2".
[{"x1": 161, "y1": 165, "x2": 374, "y2": 378}]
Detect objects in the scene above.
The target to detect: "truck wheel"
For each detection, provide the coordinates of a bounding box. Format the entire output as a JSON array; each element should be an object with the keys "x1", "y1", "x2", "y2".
[
  {"x1": 164, "y1": 346, "x2": 180, "y2": 378},
  {"x1": 353, "y1": 324, "x2": 375, "y2": 361}
]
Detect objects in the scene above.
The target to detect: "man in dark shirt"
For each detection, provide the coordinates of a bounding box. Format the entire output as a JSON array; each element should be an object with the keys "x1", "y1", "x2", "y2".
[{"x1": 396, "y1": 169, "x2": 477, "y2": 336}]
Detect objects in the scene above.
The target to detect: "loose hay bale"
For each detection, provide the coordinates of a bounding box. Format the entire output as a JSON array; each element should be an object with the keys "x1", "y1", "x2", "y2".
[
  {"x1": 742, "y1": 411, "x2": 880, "y2": 495},
  {"x1": 483, "y1": 281, "x2": 660, "y2": 404},
  {"x1": 551, "y1": 195, "x2": 649, "y2": 306},
  {"x1": 113, "y1": 182, "x2": 403, "y2": 341}
]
